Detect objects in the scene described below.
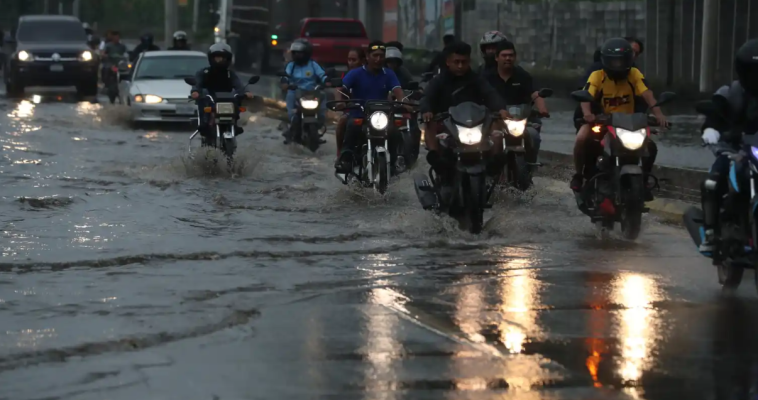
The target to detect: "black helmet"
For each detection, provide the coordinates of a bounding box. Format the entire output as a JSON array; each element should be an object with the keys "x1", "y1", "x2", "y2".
[
  {"x1": 479, "y1": 31, "x2": 508, "y2": 55},
  {"x1": 289, "y1": 39, "x2": 312, "y2": 64},
  {"x1": 208, "y1": 43, "x2": 233, "y2": 69},
  {"x1": 600, "y1": 37, "x2": 634, "y2": 80},
  {"x1": 736, "y1": 39, "x2": 758, "y2": 96},
  {"x1": 141, "y1": 33, "x2": 154, "y2": 45},
  {"x1": 173, "y1": 30, "x2": 187, "y2": 42}
]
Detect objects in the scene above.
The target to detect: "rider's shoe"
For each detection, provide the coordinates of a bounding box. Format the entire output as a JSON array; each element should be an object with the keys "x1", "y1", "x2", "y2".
[
  {"x1": 699, "y1": 229, "x2": 716, "y2": 253},
  {"x1": 335, "y1": 151, "x2": 353, "y2": 173},
  {"x1": 570, "y1": 173, "x2": 583, "y2": 192}
]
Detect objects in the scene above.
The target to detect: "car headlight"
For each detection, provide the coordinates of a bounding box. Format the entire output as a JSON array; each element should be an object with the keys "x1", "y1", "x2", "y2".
[
  {"x1": 80, "y1": 50, "x2": 93, "y2": 62},
  {"x1": 457, "y1": 125, "x2": 483, "y2": 145},
  {"x1": 369, "y1": 112, "x2": 389, "y2": 130},
  {"x1": 17, "y1": 51, "x2": 31, "y2": 61},
  {"x1": 504, "y1": 119, "x2": 527, "y2": 137},
  {"x1": 216, "y1": 102, "x2": 235, "y2": 114},
  {"x1": 144, "y1": 95, "x2": 164, "y2": 104},
  {"x1": 300, "y1": 98, "x2": 319, "y2": 110},
  {"x1": 616, "y1": 127, "x2": 646, "y2": 150}
]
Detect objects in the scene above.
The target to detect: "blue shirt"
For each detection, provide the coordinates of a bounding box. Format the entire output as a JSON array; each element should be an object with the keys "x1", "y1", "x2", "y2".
[
  {"x1": 342, "y1": 66, "x2": 402, "y2": 117},
  {"x1": 283, "y1": 60, "x2": 327, "y2": 91}
]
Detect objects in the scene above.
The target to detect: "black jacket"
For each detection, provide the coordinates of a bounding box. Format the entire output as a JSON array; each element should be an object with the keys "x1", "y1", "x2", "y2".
[
  {"x1": 702, "y1": 81, "x2": 758, "y2": 137},
  {"x1": 426, "y1": 51, "x2": 446, "y2": 74},
  {"x1": 169, "y1": 45, "x2": 192, "y2": 51},
  {"x1": 420, "y1": 69, "x2": 505, "y2": 114},
  {"x1": 190, "y1": 67, "x2": 246, "y2": 95},
  {"x1": 392, "y1": 66, "x2": 415, "y2": 88}
]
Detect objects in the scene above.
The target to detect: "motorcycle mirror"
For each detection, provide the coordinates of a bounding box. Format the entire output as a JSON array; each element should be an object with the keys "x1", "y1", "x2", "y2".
[
  {"x1": 247, "y1": 75, "x2": 260, "y2": 85},
  {"x1": 711, "y1": 93, "x2": 732, "y2": 119},
  {"x1": 538, "y1": 88, "x2": 553, "y2": 98},
  {"x1": 570, "y1": 90, "x2": 594, "y2": 103},
  {"x1": 656, "y1": 91, "x2": 676, "y2": 107},
  {"x1": 695, "y1": 99, "x2": 716, "y2": 116},
  {"x1": 329, "y1": 78, "x2": 343, "y2": 87},
  {"x1": 184, "y1": 77, "x2": 197, "y2": 86},
  {"x1": 405, "y1": 81, "x2": 420, "y2": 91}
]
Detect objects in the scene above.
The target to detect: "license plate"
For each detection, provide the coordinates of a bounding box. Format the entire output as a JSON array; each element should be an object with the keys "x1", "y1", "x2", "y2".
[
  {"x1": 223, "y1": 131, "x2": 234, "y2": 139},
  {"x1": 50, "y1": 64, "x2": 63, "y2": 72},
  {"x1": 176, "y1": 104, "x2": 195, "y2": 115}
]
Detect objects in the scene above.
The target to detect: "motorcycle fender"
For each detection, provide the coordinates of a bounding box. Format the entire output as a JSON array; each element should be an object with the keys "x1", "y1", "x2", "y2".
[
  {"x1": 301, "y1": 117, "x2": 319, "y2": 124},
  {"x1": 457, "y1": 163, "x2": 486, "y2": 174},
  {"x1": 618, "y1": 165, "x2": 643, "y2": 176}
]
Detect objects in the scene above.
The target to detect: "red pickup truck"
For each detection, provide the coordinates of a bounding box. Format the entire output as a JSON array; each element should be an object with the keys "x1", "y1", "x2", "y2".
[{"x1": 295, "y1": 18, "x2": 369, "y2": 72}]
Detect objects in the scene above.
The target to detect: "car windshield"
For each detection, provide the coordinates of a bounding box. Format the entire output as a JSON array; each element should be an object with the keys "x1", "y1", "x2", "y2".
[
  {"x1": 303, "y1": 21, "x2": 365, "y2": 38},
  {"x1": 17, "y1": 20, "x2": 86, "y2": 42},
  {"x1": 134, "y1": 56, "x2": 208, "y2": 80}
]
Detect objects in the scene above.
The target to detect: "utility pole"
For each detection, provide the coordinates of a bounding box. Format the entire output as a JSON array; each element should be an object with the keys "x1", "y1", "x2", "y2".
[
  {"x1": 165, "y1": 0, "x2": 178, "y2": 48},
  {"x1": 699, "y1": 0, "x2": 718, "y2": 92},
  {"x1": 73, "y1": 0, "x2": 80, "y2": 18},
  {"x1": 192, "y1": 0, "x2": 200, "y2": 39},
  {"x1": 43, "y1": 0, "x2": 49, "y2": 14}
]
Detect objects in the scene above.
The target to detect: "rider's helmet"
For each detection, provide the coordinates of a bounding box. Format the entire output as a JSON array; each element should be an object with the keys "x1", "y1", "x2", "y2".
[
  {"x1": 600, "y1": 37, "x2": 634, "y2": 81},
  {"x1": 385, "y1": 46, "x2": 403, "y2": 68},
  {"x1": 289, "y1": 39, "x2": 312, "y2": 64},
  {"x1": 207, "y1": 43, "x2": 233, "y2": 69},
  {"x1": 735, "y1": 39, "x2": 758, "y2": 96},
  {"x1": 172, "y1": 30, "x2": 188, "y2": 48},
  {"x1": 479, "y1": 31, "x2": 508, "y2": 57},
  {"x1": 140, "y1": 32, "x2": 154, "y2": 47}
]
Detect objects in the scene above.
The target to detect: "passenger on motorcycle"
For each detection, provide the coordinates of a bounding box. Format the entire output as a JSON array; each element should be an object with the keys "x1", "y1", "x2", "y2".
[
  {"x1": 335, "y1": 48, "x2": 366, "y2": 156},
  {"x1": 572, "y1": 37, "x2": 668, "y2": 196},
  {"x1": 698, "y1": 39, "x2": 758, "y2": 252},
  {"x1": 485, "y1": 40, "x2": 549, "y2": 166},
  {"x1": 281, "y1": 39, "x2": 329, "y2": 144},
  {"x1": 426, "y1": 34, "x2": 456, "y2": 75},
  {"x1": 385, "y1": 45, "x2": 414, "y2": 89},
  {"x1": 335, "y1": 41, "x2": 407, "y2": 173},
  {"x1": 169, "y1": 31, "x2": 191, "y2": 50},
  {"x1": 130, "y1": 33, "x2": 160, "y2": 62},
  {"x1": 189, "y1": 44, "x2": 253, "y2": 145},
  {"x1": 478, "y1": 30, "x2": 509, "y2": 75},
  {"x1": 420, "y1": 41, "x2": 509, "y2": 181}
]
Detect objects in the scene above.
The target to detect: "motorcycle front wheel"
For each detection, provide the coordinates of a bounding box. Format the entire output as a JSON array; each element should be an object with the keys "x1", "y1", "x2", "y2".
[
  {"x1": 306, "y1": 124, "x2": 320, "y2": 153},
  {"x1": 466, "y1": 174, "x2": 485, "y2": 234},
  {"x1": 620, "y1": 175, "x2": 644, "y2": 240},
  {"x1": 375, "y1": 151, "x2": 388, "y2": 194}
]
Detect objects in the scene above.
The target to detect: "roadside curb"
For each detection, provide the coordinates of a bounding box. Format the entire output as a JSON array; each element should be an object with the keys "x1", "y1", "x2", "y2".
[{"x1": 645, "y1": 198, "x2": 693, "y2": 222}]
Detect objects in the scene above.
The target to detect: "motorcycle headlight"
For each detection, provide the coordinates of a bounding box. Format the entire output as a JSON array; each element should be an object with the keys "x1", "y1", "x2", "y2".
[
  {"x1": 144, "y1": 95, "x2": 164, "y2": 104},
  {"x1": 300, "y1": 98, "x2": 319, "y2": 110},
  {"x1": 616, "y1": 128, "x2": 646, "y2": 150},
  {"x1": 17, "y1": 51, "x2": 31, "y2": 62},
  {"x1": 369, "y1": 112, "x2": 389, "y2": 130},
  {"x1": 80, "y1": 50, "x2": 93, "y2": 62},
  {"x1": 457, "y1": 125, "x2": 483, "y2": 145},
  {"x1": 216, "y1": 102, "x2": 235, "y2": 114},
  {"x1": 504, "y1": 119, "x2": 527, "y2": 137}
]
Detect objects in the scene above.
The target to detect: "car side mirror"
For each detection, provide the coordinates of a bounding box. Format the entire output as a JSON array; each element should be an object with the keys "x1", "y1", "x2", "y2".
[
  {"x1": 248, "y1": 75, "x2": 260, "y2": 85},
  {"x1": 184, "y1": 77, "x2": 197, "y2": 86},
  {"x1": 570, "y1": 90, "x2": 594, "y2": 103},
  {"x1": 656, "y1": 91, "x2": 676, "y2": 107},
  {"x1": 538, "y1": 88, "x2": 553, "y2": 98},
  {"x1": 405, "y1": 81, "x2": 420, "y2": 91}
]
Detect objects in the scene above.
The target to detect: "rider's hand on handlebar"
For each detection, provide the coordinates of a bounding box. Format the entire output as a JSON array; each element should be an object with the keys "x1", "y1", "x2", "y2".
[
  {"x1": 654, "y1": 112, "x2": 669, "y2": 129},
  {"x1": 536, "y1": 104, "x2": 550, "y2": 118},
  {"x1": 245, "y1": 92, "x2": 253, "y2": 99},
  {"x1": 191, "y1": 91, "x2": 199, "y2": 99},
  {"x1": 583, "y1": 113, "x2": 596, "y2": 123},
  {"x1": 422, "y1": 112, "x2": 434, "y2": 123}
]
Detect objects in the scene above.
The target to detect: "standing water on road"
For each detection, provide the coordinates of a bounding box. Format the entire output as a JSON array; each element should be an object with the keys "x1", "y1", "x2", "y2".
[{"x1": 0, "y1": 91, "x2": 755, "y2": 400}]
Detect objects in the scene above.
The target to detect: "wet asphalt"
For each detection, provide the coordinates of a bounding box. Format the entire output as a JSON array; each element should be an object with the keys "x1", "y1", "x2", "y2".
[{"x1": 0, "y1": 81, "x2": 756, "y2": 400}]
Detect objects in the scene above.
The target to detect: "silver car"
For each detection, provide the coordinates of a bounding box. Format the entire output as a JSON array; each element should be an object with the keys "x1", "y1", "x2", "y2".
[{"x1": 121, "y1": 50, "x2": 209, "y2": 123}]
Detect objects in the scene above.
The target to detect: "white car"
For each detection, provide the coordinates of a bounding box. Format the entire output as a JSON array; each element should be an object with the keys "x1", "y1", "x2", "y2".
[{"x1": 121, "y1": 50, "x2": 209, "y2": 123}]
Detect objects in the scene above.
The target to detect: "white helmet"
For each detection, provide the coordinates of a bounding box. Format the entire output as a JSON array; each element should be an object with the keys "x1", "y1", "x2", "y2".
[
  {"x1": 479, "y1": 30, "x2": 508, "y2": 54},
  {"x1": 386, "y1": 46, "x2": 403, "y2": 61}
]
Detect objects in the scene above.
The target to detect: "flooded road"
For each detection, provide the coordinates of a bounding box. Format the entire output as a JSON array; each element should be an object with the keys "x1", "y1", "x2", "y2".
[{"x1": 0, "y1": 88, "x2": 756, "y2": 400}]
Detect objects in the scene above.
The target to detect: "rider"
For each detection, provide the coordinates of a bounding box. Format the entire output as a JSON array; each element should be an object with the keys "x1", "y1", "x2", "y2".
[
  {"x1": 420, "y1": 41, "x2": 509, "y2": 182},
  {"x1": 485, "y1": 40, "x2": 549, "y2": 167},
  {"x1": 426, "y1": 34, "x2": 456, "y2": 74},
  {"x1": 130, "y1": 33, "x2": 160, "y2": 62},
  {"x1": 572, "y1": 37, "x2": 668, "y2": 196},
  {"x1": 101, "y1": 31, "x2": 127, "y2": 76},
  {"x1": 280, "y1": 39, "x2": 328, "y2": 144},
  {"x1": 698, "y1": 39, "x2": 758, "y2": 252},
  {"x1": 335, "y1": 48, "x2": 366, "y2": 157},
  {"x1": 385, "y1": 46, "x2": 414, "y2": 89},
  {"x1": 478, "y1": 31, "x2": 509, "y2": 75},
  {"x1": 335, "y1": 41, "x2": 406, "y2": 173},
  {"x1": 189, "y1": 44, "x2": 253, "y2": 145},
  {"x1": 169, "y1": 31, "x2": 191, "y2": 50}
]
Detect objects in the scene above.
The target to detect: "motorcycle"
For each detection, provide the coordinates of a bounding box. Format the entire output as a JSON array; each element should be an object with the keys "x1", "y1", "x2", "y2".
[
  {"x1": 103, "y1": 54, "x2": 129, "y2": 104},
  {"x1": 683, "y1": 97, "x2": 758, "y2": 291},
  {"x1": 393, "y1": 81, "x2": 423, "y2": 169},
  {"x1": 412, "y1": 102, "x2": 499, "y2": 234},
  {"x1": 497, "y1": 88, "x2": 553, "y2": 190},
  {"x1": 570, "y1": 90, "x2": 676, "y2": 239},
  {"x1": 327, "y1": 99, "x2": 419, "y2": 194},
  {"x1": 183, "y1": 75, "x2": 261, "y2": 163},
  {"x1": 277, "y1": 68, "x2": 339, "y2": 152}
]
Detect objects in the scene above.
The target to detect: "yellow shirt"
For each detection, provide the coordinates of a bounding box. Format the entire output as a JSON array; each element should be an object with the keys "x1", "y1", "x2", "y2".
[{"x1": 584, "y1": 68, "x2": 649, "y2": 114}]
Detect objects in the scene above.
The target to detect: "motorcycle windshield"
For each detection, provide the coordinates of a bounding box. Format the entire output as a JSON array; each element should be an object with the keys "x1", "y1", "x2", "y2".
[
  {"x1": 449, "y1": 102, "x2": 486, "y2": 128},
  {"x1": 506, "y1": 104, "x2": 531, "y2": 120},
  {"x1": 609, "y1": 113, "x2": 649, "y2": 131}
]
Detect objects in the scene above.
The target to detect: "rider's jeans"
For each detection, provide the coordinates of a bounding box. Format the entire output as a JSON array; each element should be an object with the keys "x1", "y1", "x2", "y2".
[{"x1": 286, "y1": 90, "x2": 326, "y2": 122}]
